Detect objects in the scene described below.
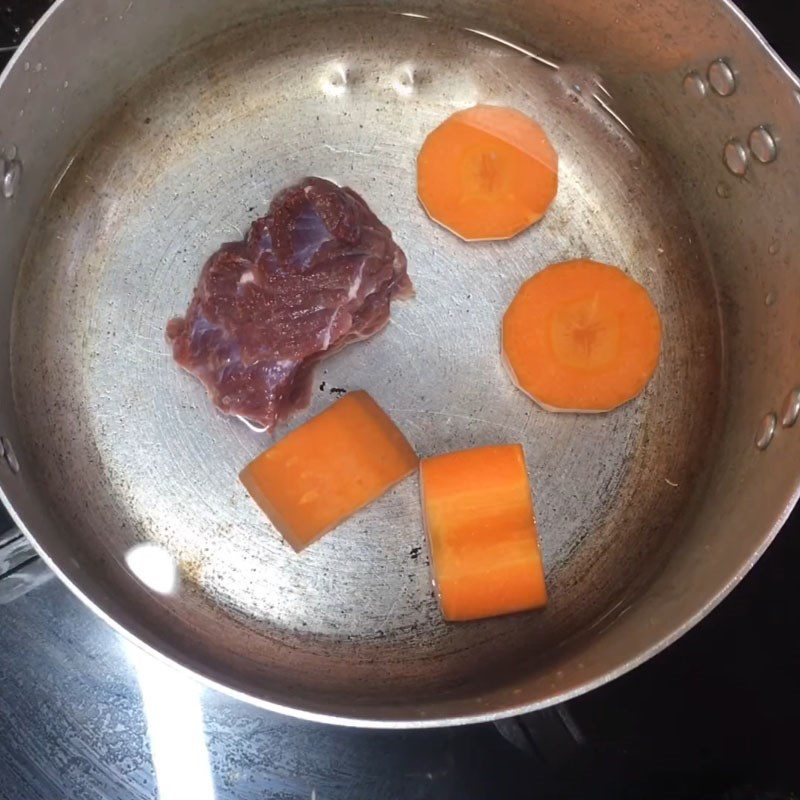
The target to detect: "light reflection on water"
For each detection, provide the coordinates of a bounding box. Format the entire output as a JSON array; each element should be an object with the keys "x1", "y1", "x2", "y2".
[{"x1": 125, "y1": 543, "x2": 179, "y2": 595}]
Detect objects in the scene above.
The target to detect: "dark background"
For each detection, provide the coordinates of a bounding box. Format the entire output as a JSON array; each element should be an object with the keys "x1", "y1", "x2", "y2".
[{"x1": 2, "y1": 2, "x2": 799, "y2": 799}]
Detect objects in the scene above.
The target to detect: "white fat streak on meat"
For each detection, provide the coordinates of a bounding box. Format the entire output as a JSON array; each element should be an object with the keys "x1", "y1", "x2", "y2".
[
  {"x1": 319, "y1": 262, "x2": 365, "y2": 349},
  {"x1": 347, "y1": 263, "x2": 365, "y2": 301},
  {"x1": 320, "y1": 307, "x2": 341, "y2": 351},
  {"x1": 238, "y1": 270, "x2": 256, "y2": 284}
]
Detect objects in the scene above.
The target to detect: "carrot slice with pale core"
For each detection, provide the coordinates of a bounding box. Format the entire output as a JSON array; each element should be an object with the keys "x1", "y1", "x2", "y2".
[
  {"x1": 417, "y1": 105, "x2": 558, "y2": 241},
  {"x1": 502, "y1": 259, "x2": 662, "y2": 413},
  {"x1": 240, "y1": 391, "x2": 418, "y2": 551},
  {"x1": 420, "y1": 444, "x2": 547, "y2": 622}
]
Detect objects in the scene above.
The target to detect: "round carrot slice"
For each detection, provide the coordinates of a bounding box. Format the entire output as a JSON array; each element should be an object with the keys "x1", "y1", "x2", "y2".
[
  {"x1": 417, "y1": 105, "x2": 558, "y2": 241},
  {"x1": 502, "y1": 260, "x2": 662, "y2": 412}
]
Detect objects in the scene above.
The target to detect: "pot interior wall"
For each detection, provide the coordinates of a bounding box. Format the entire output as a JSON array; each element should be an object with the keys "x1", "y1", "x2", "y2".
[{"x1": 0, "y1": 0, "x2": 798, "y2": 724}]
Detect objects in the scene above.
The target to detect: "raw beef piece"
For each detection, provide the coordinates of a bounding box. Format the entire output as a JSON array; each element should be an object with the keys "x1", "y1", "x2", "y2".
[{"x1": 167, "y1": 178, "x2": 411, "y2": 431}]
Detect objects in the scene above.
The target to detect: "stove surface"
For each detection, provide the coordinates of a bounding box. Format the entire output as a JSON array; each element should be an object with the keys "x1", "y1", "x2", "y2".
[{"x1": 2, "y1": 2, "x2": 799, "y2": 799}]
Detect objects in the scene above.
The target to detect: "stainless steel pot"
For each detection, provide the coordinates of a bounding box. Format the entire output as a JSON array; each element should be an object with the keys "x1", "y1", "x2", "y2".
[{"x1": 1, "y1": 0, "x2": 798, "y2": 727}]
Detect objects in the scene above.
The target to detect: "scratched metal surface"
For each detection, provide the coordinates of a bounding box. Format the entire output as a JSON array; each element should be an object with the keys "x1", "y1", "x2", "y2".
[{"x1": 7, "y1": 4, "x2": 723, "y2": 723}]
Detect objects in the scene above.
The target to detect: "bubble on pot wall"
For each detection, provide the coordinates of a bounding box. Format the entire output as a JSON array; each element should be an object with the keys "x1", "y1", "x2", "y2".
[
  {"x1": 0, "y1": 437, "x2": 19, "y2": 473},
  {"x1": 682, "y1": 71, "x2": 707, "y2": 99},
  {"x1": 723, "y1": 139, "x2": 748, "y2": 176},
  {"x1": 755, "y1": 413, "x2": 777, "y2": 451},
  {"x1": 781, "y1": 388, "x2": 800, "y2": 428},
  {"x1": 2, "y1": 158, "x2": 22, "y2": 199},
  {"x1": 748, "y1": 126, "x2": 777, "y2": 164},
  {"x1": 708, "y1": 58, "x2": 736, "y2": 96}
]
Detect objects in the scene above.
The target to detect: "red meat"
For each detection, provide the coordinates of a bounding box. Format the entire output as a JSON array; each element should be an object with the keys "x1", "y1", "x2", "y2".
[{"x1": 167, "y1": 178, "x2": 411, "y2": 430}]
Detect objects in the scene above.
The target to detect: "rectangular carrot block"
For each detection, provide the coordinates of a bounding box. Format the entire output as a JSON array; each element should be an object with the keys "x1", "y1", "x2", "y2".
[
  {"x1": 419, "y1": 444, "x2": 547, "y2": 621},
  {"x1": 240, "y1": 391, "x2": 418, "y2": 551}
]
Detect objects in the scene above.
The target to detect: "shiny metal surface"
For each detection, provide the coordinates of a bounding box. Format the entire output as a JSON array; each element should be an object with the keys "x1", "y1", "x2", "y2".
[{"x1": 1, "y1": 0, "x2": 799, "y2": 727}]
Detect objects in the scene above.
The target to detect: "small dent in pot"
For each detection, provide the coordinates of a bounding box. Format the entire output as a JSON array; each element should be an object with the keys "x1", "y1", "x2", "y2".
[
  {"x1": 320, "y1": 63, "x2": 349, "y2": 97},
  {"x1": 391, "y1": 64, "x2": 416, "y2": 97}
]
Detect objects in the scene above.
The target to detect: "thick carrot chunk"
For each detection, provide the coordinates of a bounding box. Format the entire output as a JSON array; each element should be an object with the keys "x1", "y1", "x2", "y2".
[
  {"x1": 503, "y1": 259, "x2": 662, "y2": 413},
  {"x1": 417, "y1": 105, "x2": 558, "y2": 241},
  {"x1": 420, "y1": 444, "x2": 547, "y2": 621},
  {"x1": 240, "y1": 391, "x2": 418, "y2": 551}
]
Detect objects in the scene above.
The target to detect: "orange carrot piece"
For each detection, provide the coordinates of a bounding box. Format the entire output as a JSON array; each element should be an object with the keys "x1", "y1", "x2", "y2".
[
  {"x1": 240, "y1": 391, "x2": 418, "y2": 551},
  {"x1": 503, "y1": 259, "x2": 662, "y2": 413},
  {"x1": 417, "y1": 104, "x2": 558, "y2": 241},
  {"x1": 420, "y1": 444, "x2": 547, "y2": 622}
]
